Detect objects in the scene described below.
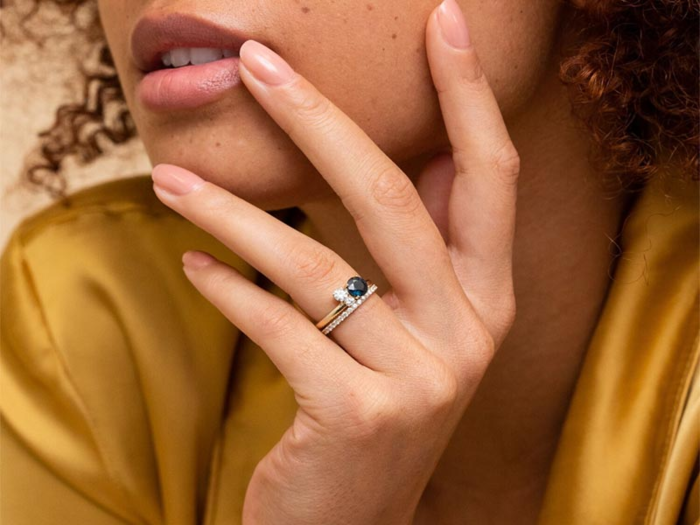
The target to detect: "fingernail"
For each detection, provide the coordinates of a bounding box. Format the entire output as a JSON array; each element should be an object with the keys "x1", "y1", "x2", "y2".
[
  {"x1": 152, "y1": 164, "x2": 205, "y2": 196},
  {"x1": 239, "y1": 40, "x2": 296, "y2": 86},
  {"x1": 437, "y1": 0, "x2": 471, "y2": 49},
  {"x1": 183, "y1": 250, "x2": 216, "y2": 271}
]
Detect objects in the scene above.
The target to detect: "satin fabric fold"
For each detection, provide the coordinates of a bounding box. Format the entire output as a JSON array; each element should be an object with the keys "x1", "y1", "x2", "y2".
[
  {"x1": 538, "y1": 175, "x2": 699, "y2": 525},
  {"x1": 1, "y1": 174, "x2": 697, "y2": 524}
]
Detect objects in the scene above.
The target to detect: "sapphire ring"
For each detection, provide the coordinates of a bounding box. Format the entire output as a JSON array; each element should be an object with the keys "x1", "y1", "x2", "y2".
[{"x1": 315, "y1": 276, "x2": 378, "y2": 336}]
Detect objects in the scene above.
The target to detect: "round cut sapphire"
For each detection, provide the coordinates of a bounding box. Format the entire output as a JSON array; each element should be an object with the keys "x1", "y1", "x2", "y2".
[{"x1": 346, "y1": 276, "x2": 368, "y2": 297}]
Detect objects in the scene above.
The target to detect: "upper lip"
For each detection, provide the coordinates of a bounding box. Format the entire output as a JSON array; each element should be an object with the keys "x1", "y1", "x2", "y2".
[{"x1": 131, "y1": 12, "x2": 250, "y2": 72}]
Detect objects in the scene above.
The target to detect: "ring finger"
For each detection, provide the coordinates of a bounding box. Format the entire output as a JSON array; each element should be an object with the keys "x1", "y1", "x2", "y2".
[{"x1": 151, "y1": 165, "x2": 425, "y2": 373}]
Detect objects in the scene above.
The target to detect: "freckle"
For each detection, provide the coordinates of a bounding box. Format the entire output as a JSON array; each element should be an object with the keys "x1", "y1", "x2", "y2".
[
  {"x1": 391, "y1": 33, "x2": 397, "y2": 39},
  {"x1": 216, "y1": 142, "x2": 221, "y2": 147},
  {"x1": 366, "y1": 3, "x2": 374, "y2": 10},
  {"x1": 301, "y1": 6, "x2": 310, "y2": 13},
  {"x1": 394, "y1": 15, "x2": 398, "y2": 20}
]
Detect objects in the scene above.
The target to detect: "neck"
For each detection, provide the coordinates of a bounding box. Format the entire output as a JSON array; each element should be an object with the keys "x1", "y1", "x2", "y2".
[{"x1": 299, "y1": 46, "x2": 633, "y2": 523}]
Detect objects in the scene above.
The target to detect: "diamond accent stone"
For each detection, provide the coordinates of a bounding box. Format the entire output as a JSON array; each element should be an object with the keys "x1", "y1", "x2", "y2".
[
  {"x1": 322, "y1": 283, "x2": 378, "y2": 335},
  {"x1": 333, "y1": 288, "x2": 348, "y2": 302}
]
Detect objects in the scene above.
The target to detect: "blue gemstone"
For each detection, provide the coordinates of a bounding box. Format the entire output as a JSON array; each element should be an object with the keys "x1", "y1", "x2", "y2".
[{"x1": 346, "y1": 276, "x2": 368, "y2": 297}]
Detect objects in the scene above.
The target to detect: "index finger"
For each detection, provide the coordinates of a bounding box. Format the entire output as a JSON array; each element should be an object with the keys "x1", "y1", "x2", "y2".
[{"x1": 236, "y1": 39, "x2": 458, "y2": 312}]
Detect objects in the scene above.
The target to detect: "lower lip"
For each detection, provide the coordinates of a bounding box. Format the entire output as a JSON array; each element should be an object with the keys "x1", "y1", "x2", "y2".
[{"x1": 137, "y1": 57, "x2": 241, "y2": 111}]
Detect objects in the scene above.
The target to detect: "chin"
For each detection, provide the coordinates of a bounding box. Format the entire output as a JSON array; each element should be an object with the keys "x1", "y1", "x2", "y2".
[
  {"x1": 132, "y1": 82, "x2": 444, "y2": 211},
  {"x1": 141, "y1": 120, "x2": 334, "y2": 212}
]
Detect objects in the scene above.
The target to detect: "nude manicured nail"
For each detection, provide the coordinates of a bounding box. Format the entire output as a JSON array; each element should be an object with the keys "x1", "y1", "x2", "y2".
[
  {"x1": 182, "y1": 250, "x2": 216, "y2": 271},
  {"x1": 152, "y1": 164, "x2": 205, "y2": 196},
  {"x1": 438, "y1": 0, "x2": 471, "y2": 49},
  {"x1": 240, "y1": 40, "x2": 296, "y2": 86}
]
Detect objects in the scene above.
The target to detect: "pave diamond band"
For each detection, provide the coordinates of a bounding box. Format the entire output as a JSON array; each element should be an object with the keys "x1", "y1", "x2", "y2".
[{"x1": 315, "y1": 276, "x2": 377, "y2": 336}]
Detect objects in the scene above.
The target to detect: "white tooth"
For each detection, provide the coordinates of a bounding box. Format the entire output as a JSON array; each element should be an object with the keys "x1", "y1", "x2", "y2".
[
  {"x1": 162, "y1": 51, "x2": 172, "y2": 67},
  {"x1": 191, "y1": 48, "x2": 223, "y2": 65},
  {"x1": 171, "y1": 48, "x2": 191, "y2": 67},
  {"x1": 223, "y1": 49, "x2": 236, "y2": 58}
]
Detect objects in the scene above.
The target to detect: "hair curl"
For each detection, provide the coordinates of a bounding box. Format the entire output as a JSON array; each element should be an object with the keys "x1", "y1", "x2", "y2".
[
  {"x1": 560, "y1": 0, "x2": 699, "y2": 191},
  {"x1": 9, "y1": 0, "x2": 136, "y2": 200},
  {"x1": 11, "y1": 0, "x2": 700, "y2": 199}
]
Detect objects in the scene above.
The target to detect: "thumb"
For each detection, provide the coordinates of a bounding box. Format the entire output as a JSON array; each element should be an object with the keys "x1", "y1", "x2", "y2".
[{"x1": 415, "y1": 151, "x2": 456, "y2": 243}]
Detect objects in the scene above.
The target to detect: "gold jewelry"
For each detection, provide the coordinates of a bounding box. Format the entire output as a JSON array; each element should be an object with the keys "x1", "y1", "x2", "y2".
[{"x1": 315, "y1": 276, "x2": 377, "y2": 335}]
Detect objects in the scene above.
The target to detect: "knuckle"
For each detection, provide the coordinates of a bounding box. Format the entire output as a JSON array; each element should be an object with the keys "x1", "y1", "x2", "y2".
[
  {"x1": 284, "y1": 242, "x2": 339, "y2": 286},
  {"x1": 257, "y1": 302, "x2": 297, "y2": 340},
  {"x1": 293, "y1": 86, "x2": 335, "y2": 130},
  {"x1": 367, "y1": 167, "x2": 422, "y2": 216},
  {"x1": 492, "y1": 289, "x2": 517, "y2": 344},
  {"x1": 460, "y1": 48, "x2": 488, "y2": 87},
  {"x1": 474, "y1": 326, "x2": 497, "y2": 370},
  {"x1": 450, "y1": 144, "x2": 475, "y2": 177},
  {"x1": 450, "y1": 143, "x2": 479, "y2": 177},
  {"x1": 438, "y1": 49, "x2": 488, "y2": 95},
  {"x1": 500, "y1": 291, "x2": 517, "y2": 331},
  {"x1": 199, "y1": 264, "x2": 233, "y2": 291},
  {"x1": 343, "y1": 389, "x2": 398, "y2": 441},
  {"x1": 419, "y1": 361, "x2": 460, "y2": 413},
  {"x1": 491, "y1": 141, "x2": 521, "y2": 185},
  {"x1": 203, "y1": 188, "x2": 238, "y2": 218},
  {"x1": 455, "y1": 323, "x2": 496, "y2": 382}
]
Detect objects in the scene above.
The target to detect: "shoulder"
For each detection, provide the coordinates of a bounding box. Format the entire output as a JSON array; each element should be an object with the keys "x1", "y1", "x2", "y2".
[
  {"x1": 0, "y1": 175, "x2": 253, "y2": 520},
  {"x1": 1, "y1": 174, "x2": 259, "y2": 362},
  {"x1": 2, "y1": 174, "x2": 258, "y2": 288},
  {"x1": 8, "y1": 175, "x2": 169, "y2": 243},
  {"x1": 4, "y1": 175, "x2": 189, "y2": 264}
]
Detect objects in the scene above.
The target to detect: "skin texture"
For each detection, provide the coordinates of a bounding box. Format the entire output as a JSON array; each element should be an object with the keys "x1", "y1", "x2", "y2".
[
  {"x1": 98, "y1": 0, "x2": 633, "y2": 522},
  {"x1": 98, "y1": 0, "x2": 561, "y2": 211}
]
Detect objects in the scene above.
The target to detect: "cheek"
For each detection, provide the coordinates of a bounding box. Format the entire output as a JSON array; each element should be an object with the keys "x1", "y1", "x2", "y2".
[
  {"x1": 462, "y1": 0, "x2": 564, "y2": 113},
  {"x1": 97, "y1": 0, "x2": 562, "y2": 187},
  {"x1": 262, "y1": 0, "x2": 563, "y2": 162},
  {"x1": 265, "y1": 1, "x2": 446, "y2": 161}
]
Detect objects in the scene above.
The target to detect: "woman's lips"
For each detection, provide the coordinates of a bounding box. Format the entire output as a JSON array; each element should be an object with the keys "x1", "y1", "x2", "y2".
[
  {"x1": 137, "y1": 57, "x2": 241, "y2": 111},
  {"x1": 130, "y1": 13, "x2": 250, "y2": 111}
]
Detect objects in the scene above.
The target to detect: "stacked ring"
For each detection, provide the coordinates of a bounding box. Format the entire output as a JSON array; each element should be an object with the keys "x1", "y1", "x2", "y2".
[{"x1": 315, "y1": 276, "x2": 378, "y2": 335}]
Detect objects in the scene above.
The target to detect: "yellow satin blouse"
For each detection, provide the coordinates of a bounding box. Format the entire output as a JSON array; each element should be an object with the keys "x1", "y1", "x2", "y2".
[{"x1": 1, "y1": 173, "x2": 698, "y2": 525}]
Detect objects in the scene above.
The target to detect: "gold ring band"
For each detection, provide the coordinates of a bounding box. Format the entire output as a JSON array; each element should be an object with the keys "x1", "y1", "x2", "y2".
[{"x1": 315, "y1": 277, "x2": 377, "y2": 336}]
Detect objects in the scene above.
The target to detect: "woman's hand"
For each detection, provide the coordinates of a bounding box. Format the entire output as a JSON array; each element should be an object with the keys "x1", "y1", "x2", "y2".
[{"x1": 151, "y1": 0, "x2": 519, "y2": 523}]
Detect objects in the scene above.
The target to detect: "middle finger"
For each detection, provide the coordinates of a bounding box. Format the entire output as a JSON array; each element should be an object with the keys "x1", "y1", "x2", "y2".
[
  {"x1": 151, "y1": 164, "x2": 426, "y2": 373},
  {"x1": 236, "y1": 40, "x2": 457, "y2": 311}
]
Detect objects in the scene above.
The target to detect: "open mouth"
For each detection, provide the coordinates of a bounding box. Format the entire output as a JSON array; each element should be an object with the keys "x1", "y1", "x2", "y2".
[
  {"x1": 158, "y1": 47, "x2": 239, "y2": 69},
  {"x1": 131, "y1": 13, "x2": 250, "y2": 110},
  {"x1": 137, "y1": 51, "x2": 242, "y2": 111},
  {"x1": 136, "y1": 48, "x2": 243, "y2": 112}
]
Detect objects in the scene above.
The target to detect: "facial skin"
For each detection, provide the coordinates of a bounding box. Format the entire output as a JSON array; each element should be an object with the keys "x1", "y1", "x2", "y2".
[{"x1": 98, "y1": 0, "x2": 563, "y2": 211}]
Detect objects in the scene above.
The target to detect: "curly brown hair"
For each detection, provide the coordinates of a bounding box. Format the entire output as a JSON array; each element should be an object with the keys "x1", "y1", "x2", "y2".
[
  {"x1": 560, "y1": 0, "x2": 699, "y2": 191},
  {"x1": 9, "y1": 0, "x2": 136, "y2": 200},
  {"x1": 10, "y1": 0, "x2": 700, "y2": 199}
]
